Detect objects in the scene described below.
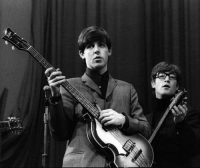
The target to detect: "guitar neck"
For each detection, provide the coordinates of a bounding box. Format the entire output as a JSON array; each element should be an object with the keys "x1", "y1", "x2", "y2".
[
  {"x1": 148, "y1": 91, "x2": 185, "y2": 143},
  {"x1": 27, "y1": 46, "x2": 99, "y2": 119}
]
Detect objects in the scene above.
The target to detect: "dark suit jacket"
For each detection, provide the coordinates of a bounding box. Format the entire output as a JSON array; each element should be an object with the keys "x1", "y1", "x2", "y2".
[{"x1": 49, "y1": 73, "x2": 151, "y2": 167}]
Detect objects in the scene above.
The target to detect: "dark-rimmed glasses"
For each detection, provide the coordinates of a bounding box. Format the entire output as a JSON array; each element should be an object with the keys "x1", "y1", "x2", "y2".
[{"x1": 156, "y1": 72, "x2": 177, "y2": 80}]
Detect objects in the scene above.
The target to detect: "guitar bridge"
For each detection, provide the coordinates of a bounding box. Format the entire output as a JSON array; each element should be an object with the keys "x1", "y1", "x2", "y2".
[
  {"x1": 123, "y1": 139, "x2": 135, "y2": 155},
  {"x1": 132, "y1": 149, "x2": 142, "y2": 162}
]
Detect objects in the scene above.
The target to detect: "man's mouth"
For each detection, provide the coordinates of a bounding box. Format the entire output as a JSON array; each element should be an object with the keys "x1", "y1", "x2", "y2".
[
  {"x1": 94, "y1": 57, "x2": 102, "y2": 61},
  {"x1": 162, "y1": 84, "x2": 170, "y2": 88},
  {"x1": 94, "y1": 56, "x2": 102, "y2": 59}
]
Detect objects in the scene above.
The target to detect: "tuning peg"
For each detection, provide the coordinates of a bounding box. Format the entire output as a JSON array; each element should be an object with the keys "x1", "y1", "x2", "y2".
[
  {"x1": 5, "y1": 40, "x2": 8, "y2": 45},
  {"x1": 4, "y1": 29, "x2": 7, "y2": 35},
  {"x1": 12, "y1": 46, "x2": 15, "y2": 50}
]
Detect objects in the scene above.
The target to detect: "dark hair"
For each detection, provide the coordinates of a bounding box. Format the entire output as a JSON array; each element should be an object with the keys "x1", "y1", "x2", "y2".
[
  {"x1": 78, "y1": 26, "x2": 112, "y2": 54},
  {"x1": 151, "y1": 61, "x2": 182, "y2": 86}
]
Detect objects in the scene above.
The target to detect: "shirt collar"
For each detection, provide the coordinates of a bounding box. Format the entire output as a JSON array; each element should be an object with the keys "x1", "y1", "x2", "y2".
[{"x1": 85, "y1": 68, "x2": 109, "y2": 86}]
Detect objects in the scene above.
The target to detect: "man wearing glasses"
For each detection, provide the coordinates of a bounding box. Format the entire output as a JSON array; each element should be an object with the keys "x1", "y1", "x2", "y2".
[{"x1": 148, "y1": 61, "x2": 200, "y2": 167}]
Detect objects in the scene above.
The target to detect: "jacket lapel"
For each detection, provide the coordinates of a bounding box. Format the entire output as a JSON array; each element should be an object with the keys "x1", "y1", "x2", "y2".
[
  {"x1": 81, "y1": 73, "x2": 101, "y2": 95},
  {"x1": 106, "y1": 75, "x2": 117, "y2": 99},
  {"x1": 81, "y1": 73, "x2": 117, "y2": 98}
]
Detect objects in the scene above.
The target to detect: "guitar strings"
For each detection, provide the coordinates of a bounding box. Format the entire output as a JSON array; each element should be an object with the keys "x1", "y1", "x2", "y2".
[{"x1": 107, "y1": 128, "x2": 148, "y2": 167}]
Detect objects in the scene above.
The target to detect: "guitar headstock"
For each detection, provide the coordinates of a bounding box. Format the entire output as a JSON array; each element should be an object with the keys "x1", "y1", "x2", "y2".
[
  {"x1": 2, "y1": 28, "x2": 30, "y2": 51},
  {"x1": 172, "y1": 89, "x2": 188, "y2": 106}
]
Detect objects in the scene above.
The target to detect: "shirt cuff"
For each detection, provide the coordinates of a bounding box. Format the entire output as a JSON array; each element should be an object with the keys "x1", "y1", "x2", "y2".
[{"x1": 120, "y1": 112, "x2": 129, "y2": 130}]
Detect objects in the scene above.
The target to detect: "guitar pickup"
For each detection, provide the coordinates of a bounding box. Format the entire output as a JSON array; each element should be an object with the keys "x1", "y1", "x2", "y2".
[{"x1": 123, "y1": 139, "x2": 135, "y2": 155}]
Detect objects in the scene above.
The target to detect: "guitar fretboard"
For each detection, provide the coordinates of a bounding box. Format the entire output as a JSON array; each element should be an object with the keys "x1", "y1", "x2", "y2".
[
  {"x1": 27, "y1": 46, "x2": 100, "y2": 119},
  {"x1": 148, "y1": 90, "x2": 185, "y2": 143}
]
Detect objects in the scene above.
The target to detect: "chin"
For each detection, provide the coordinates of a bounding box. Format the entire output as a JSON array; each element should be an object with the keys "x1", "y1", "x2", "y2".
[
  {"x1": 162, "y1": 92, "x2": 174, "y2": 98},
  {"x1": 93, "y1": 64, "x2": 105, "y2": 69},
  {"x1": 162, "y1": 88, "x2": 175, "y2": 94}
]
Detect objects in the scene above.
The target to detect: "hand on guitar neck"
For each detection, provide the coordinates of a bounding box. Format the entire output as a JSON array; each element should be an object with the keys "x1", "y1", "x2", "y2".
[
  {"x1": 44, "y1": 67, "x2": 67, "y2": 97},
  {"x1": 171, "y1": 95, "x2": 188, "y2": 123}
]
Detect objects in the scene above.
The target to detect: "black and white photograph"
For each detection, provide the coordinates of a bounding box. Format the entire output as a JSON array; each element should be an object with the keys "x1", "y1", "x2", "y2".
[{"x1": 0, "y1": 0, "x2": 200, "y2": 167}]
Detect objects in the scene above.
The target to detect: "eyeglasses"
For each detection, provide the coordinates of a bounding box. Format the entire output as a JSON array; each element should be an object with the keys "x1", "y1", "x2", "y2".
[{"x1": 156, "y1": 72, "x2": 177, "y2": 80}]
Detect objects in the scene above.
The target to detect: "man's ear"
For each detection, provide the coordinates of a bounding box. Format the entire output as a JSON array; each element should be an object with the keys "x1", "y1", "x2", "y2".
[
  {"x1": 108, "y1": 49, "x2": 112, "y2": 57},
  {"x1": 79, "y1": 50, "x2": 85, "y2": 59},
  {"x1": 151, "y1": 80, "x2": 155, "y2": 89},
  {"x1": 176, "y1": 84, "x2": 179, "y2": 91}
]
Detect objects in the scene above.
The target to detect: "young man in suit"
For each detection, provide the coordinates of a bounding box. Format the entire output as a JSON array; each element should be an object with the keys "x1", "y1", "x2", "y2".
[{"x1": 45, "y1": 26, "x2": 151, "y2": 167}]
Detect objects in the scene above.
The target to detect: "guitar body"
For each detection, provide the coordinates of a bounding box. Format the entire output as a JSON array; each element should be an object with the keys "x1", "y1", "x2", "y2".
[{"x1": 86, "y1": 117, "x2": 154, "y2": 167}]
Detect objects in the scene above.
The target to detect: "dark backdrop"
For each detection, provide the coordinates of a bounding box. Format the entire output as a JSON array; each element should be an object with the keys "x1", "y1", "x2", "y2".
[{"x1": 0, "y1": 0, "x2": 200, "y2": 167}]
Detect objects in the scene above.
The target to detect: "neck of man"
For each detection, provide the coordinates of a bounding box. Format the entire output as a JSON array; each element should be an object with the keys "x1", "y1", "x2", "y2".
[
  {"x1": 86, "y1": 67, "x2": 109, "y2": 98},
  {"x1": 90, "y1": 66, "x2": 108, "y2": 75},
  {"x1": 155, "y1": 93, "x2": 174, "y2": 100},
  {"x1": 86, "y1": 68, "x2": 108, "y2": 77}
]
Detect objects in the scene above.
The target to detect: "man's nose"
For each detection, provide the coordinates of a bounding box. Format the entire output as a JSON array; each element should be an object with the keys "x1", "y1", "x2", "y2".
[
  {"x1": 94, "y1": 44, "x2": 100, "y2": 53},
  {"x1": 164, "y1": 75, "x2": 170, "y2": 81}
]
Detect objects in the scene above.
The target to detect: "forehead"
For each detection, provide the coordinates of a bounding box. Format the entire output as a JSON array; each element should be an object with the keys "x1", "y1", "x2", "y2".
[{"x1": 158, "y1": 71, "x2": 176, "y2": 75}]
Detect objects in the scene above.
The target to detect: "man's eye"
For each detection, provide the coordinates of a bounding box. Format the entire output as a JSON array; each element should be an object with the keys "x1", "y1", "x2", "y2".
[
  {"x1": 170, "y1": 75, "x2": 176, "y2": 79},
  {"x1": 99, "y1": 43, "x2": 106, "y2": 47},
  {"x1": 159, "y1": 75, "x2": 165, "y2": 78},
  {"x1": 86, "y1": 44, "x2": 94, "y2": 48}
]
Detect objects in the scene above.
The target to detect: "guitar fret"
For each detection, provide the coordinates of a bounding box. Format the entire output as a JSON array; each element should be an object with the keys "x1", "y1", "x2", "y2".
[
  {"x1": 63, "y1": 82, "x2": 99, "y2": 118},
  {"x1": 28, "y1": 47, "x2": 52, "y2": 69}
]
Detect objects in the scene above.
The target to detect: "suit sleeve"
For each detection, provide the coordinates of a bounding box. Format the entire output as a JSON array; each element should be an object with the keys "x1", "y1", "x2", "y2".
[
  {"x1": 48, "y1": 86, "x2": 75, "y2": 141},
  {"x1": 121, "y1": 85, "x2": 151, "y2": 139}
]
